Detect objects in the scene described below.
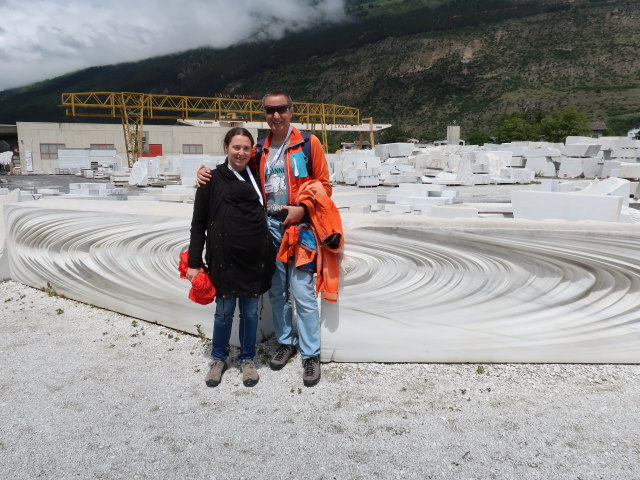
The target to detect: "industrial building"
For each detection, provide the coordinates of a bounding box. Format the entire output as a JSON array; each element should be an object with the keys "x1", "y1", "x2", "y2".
[{"x1": 15, "y1": 121, "x2": 240, "y2": 174}]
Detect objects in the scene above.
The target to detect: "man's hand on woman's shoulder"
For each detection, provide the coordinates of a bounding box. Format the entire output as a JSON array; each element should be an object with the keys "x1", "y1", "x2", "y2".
[{"x1": 196, "y1": 167, "x2": 212, "y2": 187}]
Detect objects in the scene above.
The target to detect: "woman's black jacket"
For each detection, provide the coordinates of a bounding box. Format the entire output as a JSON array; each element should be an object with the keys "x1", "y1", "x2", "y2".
[{"x1": 188, "y1": 163, "x2": 274, "y2": 298}]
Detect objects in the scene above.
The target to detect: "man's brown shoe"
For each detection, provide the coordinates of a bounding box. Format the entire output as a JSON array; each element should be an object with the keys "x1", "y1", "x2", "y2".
[
  {"x1": 269, "y1": 344, "x2": 297, "y2": 371},
  {"x1": 302, "y1": 356, "x2": 321, "y2": 387},
  {"x1": 205, "y1": 359, "x2": 227, "y2": 387},
  {"x1": 241, "y1": 360, "x2": 259, "y2": 387}
]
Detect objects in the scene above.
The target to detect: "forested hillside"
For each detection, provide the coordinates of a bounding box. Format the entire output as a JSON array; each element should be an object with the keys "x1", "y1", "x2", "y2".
[{"x1": 1, "y1": 0, "x2": 638, "y2": 139}]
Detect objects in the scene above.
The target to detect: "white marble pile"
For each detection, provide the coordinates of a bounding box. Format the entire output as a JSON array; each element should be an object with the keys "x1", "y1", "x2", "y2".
[
  {"x1": 385, "y1": 183, "x2": 457, "y2": 215},
  {"x1": 0, "y1": 151, "x2": 12, "y2": 165},
  {"x1": 331, "y1": 150, "x2": 382, "y2": 187},
  {"x1": 68, "y1": 182, "x2": 117, "y2": 197},
  {"x1": 57, "y1": 148, "x2": 123, "y2": 175},
  {"x1": 127, "y1": 155, "x2": 225, "y2": 187},
  {"x1": 562, "y1": 136, "x2": 640, "y2": 180}
]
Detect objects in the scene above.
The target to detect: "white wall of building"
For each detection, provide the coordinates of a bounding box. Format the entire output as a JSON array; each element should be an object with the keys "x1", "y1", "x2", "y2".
[{"x1": 16, "y1": 122, "x2": 258, "y2": 173}]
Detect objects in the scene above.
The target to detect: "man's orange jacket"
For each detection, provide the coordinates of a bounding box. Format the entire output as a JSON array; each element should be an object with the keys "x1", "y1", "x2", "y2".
[
  {"x1": 252, "y1": 127, "x2": 332, "y2": 202},
  {"x1": 276, "y1": 180, "x2": 343, "y2": 302}
]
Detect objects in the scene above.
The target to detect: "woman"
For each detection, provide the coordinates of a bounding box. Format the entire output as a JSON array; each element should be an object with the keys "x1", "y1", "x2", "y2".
[{"x1": 187, "y1": 127, "x2": 273, "y2": 388}]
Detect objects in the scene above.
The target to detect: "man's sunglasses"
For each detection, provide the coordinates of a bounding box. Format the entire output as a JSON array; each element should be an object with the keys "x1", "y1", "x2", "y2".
[{"x1": 264, "y1": 105, "x2": 290, "y2": 115}]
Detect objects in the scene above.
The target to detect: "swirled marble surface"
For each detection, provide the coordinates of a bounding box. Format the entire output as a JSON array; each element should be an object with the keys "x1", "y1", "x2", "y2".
[
  {"x1": 4, "y1": 199, "x2": 640, "y2": 362},
  {"x1": 3, "y1": 199, "x2": 273, "y2": 344}
]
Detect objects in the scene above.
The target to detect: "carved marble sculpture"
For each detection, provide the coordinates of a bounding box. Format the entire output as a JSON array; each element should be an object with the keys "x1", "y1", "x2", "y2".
[{"x1": 4, "y1": 199, "x2": 640, "y2": 363}]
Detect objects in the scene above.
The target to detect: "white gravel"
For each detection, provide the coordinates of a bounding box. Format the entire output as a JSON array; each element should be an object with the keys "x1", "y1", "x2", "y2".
[{"x1": 1, "y1": 280, "x2": 639, "y2": 480}]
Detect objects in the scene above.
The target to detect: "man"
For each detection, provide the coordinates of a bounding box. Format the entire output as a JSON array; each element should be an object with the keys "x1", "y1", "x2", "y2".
[{"x1": 197, "y1": 90, "x2": 331, "y2": 387}]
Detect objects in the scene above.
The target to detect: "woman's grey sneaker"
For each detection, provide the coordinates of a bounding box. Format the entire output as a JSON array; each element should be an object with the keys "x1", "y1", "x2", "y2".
[
  {"x1": 205, "y1": 359, "x2": 227, "y2": 387},
  {"x1": 269, "y1": 344, "x2": 297, "y2": 371},
  {"x1": 302, "y1": 356, "x2": 321, "y2": 387},
  {"x1": 241, "y1": 360, "x2": 259, "y2": 387}
]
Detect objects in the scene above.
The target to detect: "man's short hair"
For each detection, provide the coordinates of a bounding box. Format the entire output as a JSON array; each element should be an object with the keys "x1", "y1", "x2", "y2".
[{"x1": 262, "y1": 90, "x2": 293, "y2": 107}]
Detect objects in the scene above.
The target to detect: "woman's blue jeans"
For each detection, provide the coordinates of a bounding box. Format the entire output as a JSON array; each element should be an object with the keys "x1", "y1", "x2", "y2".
[{"x1": 211, "y1": 296, "x2": 259, "y2": 363}]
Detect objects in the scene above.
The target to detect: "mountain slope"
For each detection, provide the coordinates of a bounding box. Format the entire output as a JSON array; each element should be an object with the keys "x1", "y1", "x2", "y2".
[{"x1": 1, "y1": 0, "x2": 638, "y2": 137}]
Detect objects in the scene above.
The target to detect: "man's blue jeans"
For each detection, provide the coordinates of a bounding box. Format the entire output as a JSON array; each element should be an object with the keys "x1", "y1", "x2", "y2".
[
  {"x1": 267, "y1": 217, "x2": 321, "y2": 359},
  {"x1": 211, "y1": 296, "x2": 259, "y2": 363}
]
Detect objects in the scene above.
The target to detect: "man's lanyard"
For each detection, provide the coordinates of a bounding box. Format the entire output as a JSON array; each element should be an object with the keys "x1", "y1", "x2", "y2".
[
  {"x1": 227, "y1": 163, "x2": 263, "y2": 206},
  {"x1": 266, "y1": 125, "x2": 292, "y2": 176}
]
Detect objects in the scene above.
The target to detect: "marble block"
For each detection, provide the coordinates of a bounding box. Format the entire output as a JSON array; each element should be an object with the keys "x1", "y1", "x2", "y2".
[
  {"x1": 582, "y1": 157, "x2": 601, "y2": 178},
  {"x1": 3, "y1": 199, "x2": 273, "y2": 345},
  {"x1": 429, "y1": 205, "x2": 479, "y2": 218},
  {"x1": 558, "y1": 157, "x2": 586, "y2": 178},
  {"x1": 5, "y1": 201, "x2": 640, "y2": 363},
  {"x1": 562, "y1": 144, "x2": 601, "y2": 157},
  {"x1": 579, "y1": 177, "x2": 631, "y2": 207},
  {"x1": 540, "y1": 179, "x2": 576, "y2": 192},
  {"x1": 500, "y1": 167, "x2": 535, "y2": 183},
  {"x1": 387, "y1": 143, "x2": 416, "y2": 158},
  {"x1": 332, "y1": 191, "x2": 377, "y2": 209},
  {"x1": 611, "y1": 148, "x2": 640, "y2": 159},
  {"x1": 384, "y1": 203, "x2": 412, "y2": 213},
  {"x1": 618, "y1": 163, "x2": 640, "y2": 179},
  {"x1": 509, "y1": 156, "x2": 525, "y2": 168},
  {"x1": 511, "y1": 190, "x2": 622, "y2": 222},
  {"x1": 398, "y1": 183, "x2": 444, "y2": 193},
  {"x1": 473, "y1": 174, "x2": 492, "y2": 184},
  {"x1": 525, "y1": 157, "x2": 557, "y2": 177},
  {"x1": 602, "y1": 161, "x2": 621, "y2": 178},
  {"x1": 356, "y1": 176, "x2": 379, "y2": 187},
  {"x1": 322, "y1": 214, "x2": 640, "y2": 362},
  {"x1": 374, "y1": 144, "x2": 389, "y2": 161}
]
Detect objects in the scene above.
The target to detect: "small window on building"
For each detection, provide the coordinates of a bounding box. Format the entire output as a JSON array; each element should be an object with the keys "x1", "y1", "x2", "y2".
[
  {"x1": 90, "y1": 144, "x2": 115, "y2": 150},
  {"x1": 183, "y1": 144, "x2": 203, "y2": 154},
  {"x1": 40, "y1": 143, "x2": 65, "y2": 159}
]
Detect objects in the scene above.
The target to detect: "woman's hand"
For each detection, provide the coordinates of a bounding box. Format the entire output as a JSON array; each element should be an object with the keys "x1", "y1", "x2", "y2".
[{"x1": 186, "y1": 267, "x2": 205, "y2": 282}]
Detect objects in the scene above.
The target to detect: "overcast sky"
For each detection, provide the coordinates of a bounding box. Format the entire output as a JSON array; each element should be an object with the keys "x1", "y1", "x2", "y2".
[{"x1": 0, "y1": 0, "x2": 347, "y2": 91}]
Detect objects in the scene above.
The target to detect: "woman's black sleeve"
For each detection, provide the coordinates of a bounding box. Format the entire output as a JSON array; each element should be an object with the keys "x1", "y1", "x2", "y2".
[{"x1": 187, "y1": 180, "x2": 212, "y2": 269}]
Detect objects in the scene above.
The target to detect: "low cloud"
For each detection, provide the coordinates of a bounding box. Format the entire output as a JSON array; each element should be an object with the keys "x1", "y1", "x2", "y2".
[{"x1": 0, "y1": 0, "x2": 347, "y2": 90}]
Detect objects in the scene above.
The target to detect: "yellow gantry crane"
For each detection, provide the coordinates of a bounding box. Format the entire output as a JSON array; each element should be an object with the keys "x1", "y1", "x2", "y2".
[{"x1": 61, "y1": 92, "x2": 361, "y2": 167}]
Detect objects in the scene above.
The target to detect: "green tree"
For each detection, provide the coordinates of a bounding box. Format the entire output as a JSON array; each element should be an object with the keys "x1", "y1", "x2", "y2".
[
  {"x1": 379, "y1": 124, "x2": 410, "y2": 144},
  {"x1": 497, "y1": 113, "x2": 538, "y2": 142},
  {"x1": 538, "y1": 106, "x2": 590, "y2": 143},
  {"x1": 464, "y1": 130, "x2": 492, "y2": 146}
]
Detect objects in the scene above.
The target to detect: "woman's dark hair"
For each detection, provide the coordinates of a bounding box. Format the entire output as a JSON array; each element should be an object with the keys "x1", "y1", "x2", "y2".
[{"x1": 223, "y1": 127, "x2": 254, "y2": 148}]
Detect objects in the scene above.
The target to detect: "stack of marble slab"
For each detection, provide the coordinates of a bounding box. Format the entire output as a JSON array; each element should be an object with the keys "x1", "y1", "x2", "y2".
[
  {"x1": 377, "y1": 143, "x2": 420, "y2": 186},
  {"x1": 130, "y1": 184, "x2": 196, "y2": 203},
  {"x1": 564, "y1": 136, "x2": 640, "y2": 179},
  {"x1": 374, "y1": 142, "x2": 416, "y2": 162},
  {"x1": 411, "y1": 144, "x2": 536, "y2": 185},
  {"x1": 333, "y1": 150, "x2": 381, "y2": 187},
  {"x1": 379, "y1": 163, "x2": 420, "y2": 186},
  {"x1": 68, "y1": 182, "x2": 117, "y2": 197},
  {"x1": 483, "y1": 142, "x2": 562, "y2": 178},
  {"x1": 558, "y1": 143, "x2": 602, "y2": 178},
  {"x1": 58, "y1": 148, "x2": 122, "y2": 175},
  {"x1": 384, "y1": 183, "x2": 457, "y2": 215},
  {"x1": 331, "y1": 190, "x2": 377, "y2": 213},
  {"x1": 111, "y1": 170, "x2": 131, "y2": 187}
]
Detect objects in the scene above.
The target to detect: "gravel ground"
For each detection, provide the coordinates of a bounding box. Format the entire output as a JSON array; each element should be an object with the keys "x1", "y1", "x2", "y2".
[{"x1": 1, "y1": 280, "x2": 639, "y2": 480}]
